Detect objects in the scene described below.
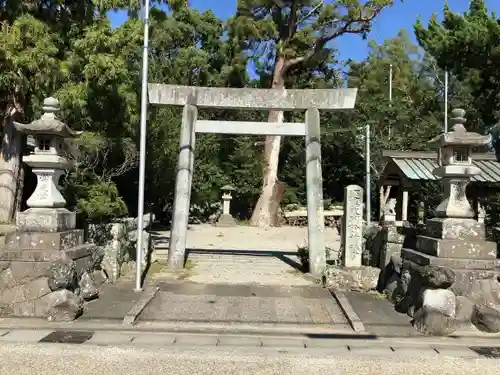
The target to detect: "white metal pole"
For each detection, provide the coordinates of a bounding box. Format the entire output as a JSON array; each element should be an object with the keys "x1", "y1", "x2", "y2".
[
  {"x1": 388, "y1": 64, "x2": 393, "y2": 139},
  {"x1": 389, "y1": 64, "x2": 393, "y2": 103},
  {"x1": 135, "y1": 0, "x2": 150, "y2": 292},
  {"x1": 365, "y1": 123, "x2": 371, "y2": 224},
  {"x1": 444, "y1": 70, "x2": 448, "y2": 133}
]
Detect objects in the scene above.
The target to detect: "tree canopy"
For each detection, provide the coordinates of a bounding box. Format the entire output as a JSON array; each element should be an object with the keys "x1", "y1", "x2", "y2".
[{"x1": 1, "y1": 0, "x2": 500, "y2": 227}]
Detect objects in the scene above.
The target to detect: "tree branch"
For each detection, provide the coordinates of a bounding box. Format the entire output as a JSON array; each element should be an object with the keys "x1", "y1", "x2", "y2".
[
  {"x1": 296, "y1": 0, "x2": 324, "y2": 26},
  {"x1": 284, "y1": 5, "x2": 386, "y2": 71},
  {"x1": 286, "y1": 0, "x2": 298, "y2": 42}
]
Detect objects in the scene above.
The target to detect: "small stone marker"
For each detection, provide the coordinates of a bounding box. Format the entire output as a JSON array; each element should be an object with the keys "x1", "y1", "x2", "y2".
[
  {"x1": 217, "y1": 185, "x2": 236, "y2": 227},
  {"x1": 342, "y1": 185, "x2": 364, "y2": 268}
]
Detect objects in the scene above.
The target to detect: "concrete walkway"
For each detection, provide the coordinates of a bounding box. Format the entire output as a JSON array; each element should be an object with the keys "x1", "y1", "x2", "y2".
[{"x1": 137, "y1": 281, "x2": 351, "y2": 332}]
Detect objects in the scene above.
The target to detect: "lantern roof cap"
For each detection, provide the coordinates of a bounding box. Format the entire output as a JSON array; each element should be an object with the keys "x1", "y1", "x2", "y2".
[
  {"x1": 14, "y1": 97, "x2": 82, "y2": 138},
  {"x1": 429, "y1": 108, "x2": 490, "y2": 148}
]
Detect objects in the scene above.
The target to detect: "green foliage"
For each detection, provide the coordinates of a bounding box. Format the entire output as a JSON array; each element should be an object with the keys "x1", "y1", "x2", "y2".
[
  {"x1": 76, "y1": 179, "x2": 128, "y2": 223},
  {"x1": 6, "y1": 0, "x2": 500, "y2": 230},
  {"x1": 414, "y1": 0, "x2": 500, "y2": 133}
]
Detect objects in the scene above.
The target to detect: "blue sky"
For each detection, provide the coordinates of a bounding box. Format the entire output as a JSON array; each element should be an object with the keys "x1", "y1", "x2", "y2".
[{"x1": 109, "y1": 0, "x2": 500, "y2": 62}]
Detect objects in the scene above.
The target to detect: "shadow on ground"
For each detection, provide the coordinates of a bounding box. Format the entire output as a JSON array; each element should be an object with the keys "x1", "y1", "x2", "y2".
[{"x1": 183, "y1": 248, "x2": 305, "y2": 272}]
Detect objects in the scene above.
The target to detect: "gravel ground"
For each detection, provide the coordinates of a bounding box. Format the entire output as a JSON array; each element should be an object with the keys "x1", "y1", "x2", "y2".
[
  {"x1": 152, "y1": 225, "x2": 340, "y2": 286},
  {"x1": 1, "y1": 342, "x2": 499, "y2": 375}
]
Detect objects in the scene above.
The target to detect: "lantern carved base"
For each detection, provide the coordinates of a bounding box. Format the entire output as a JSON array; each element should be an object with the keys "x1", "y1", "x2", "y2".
[
  {"x1": 434, "y1": 178, "x2": 475, "y2": 218},
  {"x1": 26, "y1": 168, "x2": 67, "y2": 209},
  {"x1": 16, "y1": 208, "x2": 76, "y2": 233}
]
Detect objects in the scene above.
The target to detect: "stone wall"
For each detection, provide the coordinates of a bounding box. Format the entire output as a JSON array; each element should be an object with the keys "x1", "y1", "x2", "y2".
[
  {"x1": 86, "y1": 214, "x2": 155, "y2": 282},
  {"x1": 363, "y1": 222, "x2": 425, "y2": 270},
  {"x1": 0, "y1": 230, "x2": 106, "y2": 320}
]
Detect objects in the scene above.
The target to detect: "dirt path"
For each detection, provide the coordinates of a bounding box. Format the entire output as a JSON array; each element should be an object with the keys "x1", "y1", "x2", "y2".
[{"x1": 151, "y1": 225, "x2": 340, "y2": 286}]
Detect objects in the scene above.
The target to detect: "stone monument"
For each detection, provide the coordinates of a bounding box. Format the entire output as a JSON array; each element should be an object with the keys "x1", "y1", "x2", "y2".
[
  {"x1": 217, "y1": 185, "x2": 236, "y2": 227},
  {"x1": 0, "y1": 97, "x2": 104, "y2": 321},
  {"x1": 341, "y1": 185, "x2": 364, "y2": 267},
  {"x1": 380, "y1": 109, "x2": 500, "y2": 335}
]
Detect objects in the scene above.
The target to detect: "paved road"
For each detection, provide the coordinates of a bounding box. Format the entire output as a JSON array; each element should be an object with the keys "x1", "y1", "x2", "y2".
[{"x1": 0, "y1": 341, "x2": 499, "y2": 375}]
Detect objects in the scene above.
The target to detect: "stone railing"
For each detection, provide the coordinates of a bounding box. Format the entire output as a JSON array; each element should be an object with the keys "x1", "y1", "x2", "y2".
[{"x1": 86, "y1": 213, "x2": 155, "y2": 282}]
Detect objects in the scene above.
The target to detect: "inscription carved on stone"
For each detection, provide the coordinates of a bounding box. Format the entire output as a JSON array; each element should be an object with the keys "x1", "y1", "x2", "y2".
[
  {"x1": 35, "y1": 173, "x2": 50, "y2": 200},
  {"x1": 342, "y1": 184, "x2": 364, "y2": 267}
]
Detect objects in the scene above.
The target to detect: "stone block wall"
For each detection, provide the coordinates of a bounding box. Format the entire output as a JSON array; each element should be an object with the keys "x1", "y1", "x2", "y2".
[
  {"x1": 363, "y1": 222, "x2": 426, "y2": 270},
  {"x1": 0, "y1": 231, "x2": 106, "y2": 320},
  {"x1": 86, "y1": 214, "x2": 154, "y2": 282}
]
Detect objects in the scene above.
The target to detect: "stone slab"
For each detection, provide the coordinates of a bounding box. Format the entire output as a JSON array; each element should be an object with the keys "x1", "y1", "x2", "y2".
[
  {"x1": 0, "y1": 244, "x2": 95, "y2": 262},
  {"x1": 0, "y1": 329, "x2": 54, "y2": 342},
  {"x1": 17, "y1": 208, "x2": 76, "y2": 232},
  {"x1": 131, "y1": 334, "x2": 176, "y2": 345},
  {"x1": 4, "y1": 230, "x2": 84, "y2": 251},
  {"x1": 303, "y1": 340, "x2": 352, "y2": 350},
  {"x1": 123, "y1": 286, "x2": 159, "y2": 325},
  {"x1": 7, "y1": 262, "x2": 51, "y2": 283},
  {"x1": 174, "y1": 335, "x2": 219, "y2": 346},
  {"x1": 81, "y1": 283, "x2": 142, "y2": 320},
  {"x1": 433, "y1": 346, "x2": 480, "y2": 358},
  {"x1": 402, "y1": 248, "x2": 497, "y2": 270},
  {"x1": 347, "y1": 345, "x2": 395, "y2": 355},
  {"x1": 330, "y1": 289, "x2": 365, "y2": 333},
  {"x1": 416, "y1": 236, "x2": 497, "y2": 259},
  {"x1": 261, "y1": 337, "x2": 306, "y2": 348},
  {"x1": 425, "y1": 218, "x2": 485, "y2": 240},
  {"x1": 139, "y1": 283, "x2": 348, "y2": 326},
  {"x1": 217, "y1": 336, "x2": 263, "y2": 347},
  {"x1": 86, "y1": 332, "x2": 135, "y2": 345},
  {"x1": 344, "y1": 292, "x2": 420, "y2": 337},
  {"x1": 0, "y1": 277, "x2": 51, "y2": 305},
  {"x1": 157, "y1": 282, "x2": 332, "y2": 299}
]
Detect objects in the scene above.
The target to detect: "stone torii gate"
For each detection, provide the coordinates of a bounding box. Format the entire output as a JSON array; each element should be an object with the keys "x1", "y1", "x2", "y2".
[{"x1": 148, "y1": 84, "x2": 357, "y2": 278}]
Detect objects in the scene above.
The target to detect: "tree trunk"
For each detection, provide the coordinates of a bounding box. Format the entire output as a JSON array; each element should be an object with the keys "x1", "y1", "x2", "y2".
[
  {"x1": 0, "y1": 118, "x2": 23, "y2": 223},
  {"x1": 250, "y1": 56, "x2": 286, "y2": 228}
]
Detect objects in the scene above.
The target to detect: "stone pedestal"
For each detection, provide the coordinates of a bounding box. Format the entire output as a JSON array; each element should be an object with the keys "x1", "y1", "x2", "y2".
[
  {"x1": 401, "y1": 219, "x2": 497, "y2": 292},
  {"x1": 17, "y1": 208, "x2": 76, "y2": 232},
  {"x1": 217, "y1": 214, "x2": 236, "y2": 227}
]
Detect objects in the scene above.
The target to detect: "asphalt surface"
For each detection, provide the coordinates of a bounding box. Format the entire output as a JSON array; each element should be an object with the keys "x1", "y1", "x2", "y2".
[{"x1": 0, "y1": 342, "x2": 499, "y2": 375}]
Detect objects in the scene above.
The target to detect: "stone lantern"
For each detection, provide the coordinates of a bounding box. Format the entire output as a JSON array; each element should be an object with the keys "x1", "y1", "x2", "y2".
[
  {"x1": 383, "y1": 108, "x2": 500, "y2": 336},
  {"x1": 0, "y1": 96, "x2": 104, "y2": 322},
  {"x1": 430, "y1": 108, "x2": 491, "y2": 219},
  {"x1": 14, "y1": 96, "x2": 81, "y2": 232},
  {"x1": 217, "y1": 185, "x2": 236, "y2": 227}
]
